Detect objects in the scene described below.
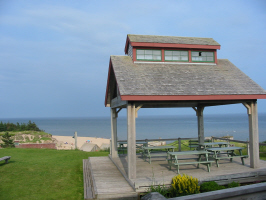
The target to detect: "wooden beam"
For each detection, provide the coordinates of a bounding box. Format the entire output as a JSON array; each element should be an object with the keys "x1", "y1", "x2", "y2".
[
  {"x1": 243, "y1": 103, "x2": 251, "y2": 115},
  {"x1": 135, "y1": 104, "x2": 143, "y2": 118},
  {"x1": 248, "y1": 101, "x2": 259, "y2": 168},
  {"x1": 197, "y1": 106, "x2": 205, "y2": 144},
  {"x1": 110, "y1": 108, "x2": 118, "y2": 158}
]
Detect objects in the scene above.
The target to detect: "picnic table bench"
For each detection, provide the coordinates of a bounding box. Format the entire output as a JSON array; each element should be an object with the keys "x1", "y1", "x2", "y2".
[
  {"x1": 0, "y1": 156, "x2": 11, "y2": 164},
  {"x1": 167, "y1": 151, "x2": 214, "y2": 174},
  {"x1": 142, "y1": 146, "x2": 176, "y2": 164},
  {"x1": 207, "y1": 146, "x2": 248, "y2": 167}
]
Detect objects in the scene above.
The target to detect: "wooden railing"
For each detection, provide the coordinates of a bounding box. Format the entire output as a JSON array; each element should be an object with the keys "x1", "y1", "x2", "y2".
[{"x1": 116, "y1": 137, "x2": 266, "y2": 154}]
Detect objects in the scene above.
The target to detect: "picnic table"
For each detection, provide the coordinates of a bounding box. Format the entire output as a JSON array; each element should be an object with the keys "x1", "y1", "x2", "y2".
[
  {"x1": 142, "y1": 146, "x2": 176, "y2": 164},
  {"x1": 198, "y1": 142, "x2": 229, "y2": 150},
  {"x1": 118, "y1": 141, "x2": 148, "y2": 154},
  {"x1": 207, "y1": 146, "x2": 248, "y2": 167},
  {"x1": 167, "y1": 151, "x2": 214, "y2": 174}
]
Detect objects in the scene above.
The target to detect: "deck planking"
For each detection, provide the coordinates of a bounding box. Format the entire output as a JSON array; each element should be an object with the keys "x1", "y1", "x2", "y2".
[
  {"x1": 88, "y1": 157, "x2": 137, "y2": 199},
  {"x1": 111, "y1": 153, "x2": 266, "y2": 191},
  {"x1": 84, "y1": 154, "x2": 266, "y2": 199}
]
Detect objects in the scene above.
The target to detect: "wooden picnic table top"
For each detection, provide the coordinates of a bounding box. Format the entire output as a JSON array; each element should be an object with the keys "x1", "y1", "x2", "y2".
[
  {"x1": 168, "y1": 150, "x2": 211, "y2": 156},
  {"x1": 207, "y1": 146, "x2": 244, "y2": 151},
  {"x1": 143, "y1": 145, "x2": 176, "y2": 150}
]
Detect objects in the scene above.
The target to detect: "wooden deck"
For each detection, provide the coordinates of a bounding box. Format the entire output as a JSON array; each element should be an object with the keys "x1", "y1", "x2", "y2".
[
  {"x1": 84, "y1": 154, "x2": 266, "y2": 199},
  {"x1": 84, "y1": 157, "x2": 138, "y2": 200}
]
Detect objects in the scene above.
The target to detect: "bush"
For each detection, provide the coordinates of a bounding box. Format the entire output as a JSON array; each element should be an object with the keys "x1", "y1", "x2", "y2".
[
  {"x1": 0, "y1": 132, "x2": 15, "y2": 148},
  {"x1": 148, "y1": 184, "x2": 171, "y2": 197},
  {"x1": 200, "y1": 181, "x2": 225, "y2": 192},
  {"x1": 171, "y1": 174, "x2": 200, "y2": 197},
  {"x1": 227, "y1": 181, "x2": 240, "y2": 188}
]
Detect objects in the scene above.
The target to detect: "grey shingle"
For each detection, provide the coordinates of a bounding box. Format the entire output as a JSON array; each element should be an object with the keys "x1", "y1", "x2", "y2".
[
  {"x1": 111, "y1": 56, "x2": 266, "y2": 96},
  {"x1": 127, "y1": 34, "x2": 220, "y2": 46}
]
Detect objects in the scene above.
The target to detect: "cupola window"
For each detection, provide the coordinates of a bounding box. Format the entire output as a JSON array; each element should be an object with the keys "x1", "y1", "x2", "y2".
[
  {"x1": 192, "y1": 51, "x2": 214, "y2": 62},
  {"x1": 165, "y1": 50, "x2": 188, "y2": 62},
  {"x1": 136, "y1": 49, "x2": 161, "y2": 61}
]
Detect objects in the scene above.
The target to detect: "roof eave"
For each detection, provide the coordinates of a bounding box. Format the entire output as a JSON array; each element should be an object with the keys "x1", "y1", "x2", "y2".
[
  {"x1": 120, "y1": 94, "x2": 266, "y2": 101},
  {"x1": 104, "y1": 58, "x2": 112, "y2": 107},
  {"x1": 130, "y1": 42, "x2": 221, "y2": 50}
]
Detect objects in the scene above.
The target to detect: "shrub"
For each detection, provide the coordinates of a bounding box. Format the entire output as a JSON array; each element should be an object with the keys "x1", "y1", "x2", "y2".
[
  {"x1": 200, "y1": 181, "x2": 225, "y2": 192},
  {"x1": 148, "y1": 184, "x2": 171, "y2": 197},
  {"x1": 171, "y1": 174, "x2": 200, "y2": 197},
  {"x1": 227, "y1": 181, "x2": 240, "y2": 188},
  {"x1": 0, "y1": 132, "x2": 15, "y2": 148}
]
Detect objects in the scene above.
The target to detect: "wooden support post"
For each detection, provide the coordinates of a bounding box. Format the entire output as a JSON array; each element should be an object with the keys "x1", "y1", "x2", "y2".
[
  {"x1": 194, "y1": 106, "x2": 205, "y2": 144},
  {"x1": 127, "y1": 103, "x2": 136, "y2": 179},
  {"x1": 247, "y1": 101, "x2": 259, "y2": 168},
  {"x1": 110, "y1": 108, "x2": 118, "y2": 158}
]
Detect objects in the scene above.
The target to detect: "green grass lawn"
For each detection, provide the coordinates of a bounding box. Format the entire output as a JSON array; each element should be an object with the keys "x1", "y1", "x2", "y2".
[{"x1": 0, "y1": 148, "x2": 108, "y2": 200}]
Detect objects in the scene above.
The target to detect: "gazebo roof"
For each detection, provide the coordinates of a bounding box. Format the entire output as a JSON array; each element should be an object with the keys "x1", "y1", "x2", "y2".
[{"x1": 105, "y1": 56, "x2": 266, "y2": 106}]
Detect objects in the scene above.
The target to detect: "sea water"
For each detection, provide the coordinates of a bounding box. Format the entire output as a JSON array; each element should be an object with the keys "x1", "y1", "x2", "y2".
[{"x1": 1, "y1": 113, "x2": 266, "y2": 142}]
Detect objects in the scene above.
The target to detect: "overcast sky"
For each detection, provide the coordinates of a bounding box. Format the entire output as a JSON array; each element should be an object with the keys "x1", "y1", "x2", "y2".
[{"x1": 1, "y1": 0, "x2": 266, "y2": 118}]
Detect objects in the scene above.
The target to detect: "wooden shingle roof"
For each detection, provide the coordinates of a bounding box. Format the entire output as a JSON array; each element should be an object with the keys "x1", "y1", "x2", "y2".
[
  {"x1": 105, "y1": 56, "x2": 266, "y2": 105},
  {"x1": 127, "y1": 34, "x2": 220, "y2": 46}
]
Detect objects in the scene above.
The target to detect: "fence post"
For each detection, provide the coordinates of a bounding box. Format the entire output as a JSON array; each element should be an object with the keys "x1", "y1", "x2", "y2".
[{"x1": 178, "y1": 138, "x2": 181, "y2": 152}]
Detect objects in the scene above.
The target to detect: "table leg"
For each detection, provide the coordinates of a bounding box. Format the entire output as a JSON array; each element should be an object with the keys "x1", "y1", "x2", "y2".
[
  {"x1": 239, "y1": 150, "x2": 245, "y2": 165},
  {"x1": 168, "y1": 154, "x2": 172, "y2": 170},
  {"x1": 214, "y1": 151, "x2": 219, "y2": 167}
]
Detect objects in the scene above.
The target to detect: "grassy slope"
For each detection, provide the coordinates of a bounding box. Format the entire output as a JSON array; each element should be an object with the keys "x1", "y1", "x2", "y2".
[{"x1": 0, "y1": 148, "x2": 108, "y2": 200}]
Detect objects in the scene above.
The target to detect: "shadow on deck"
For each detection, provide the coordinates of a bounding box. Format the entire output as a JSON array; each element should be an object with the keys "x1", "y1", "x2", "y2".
[{"x1": 84, "y1": 153, "x2": 266, "y2": 199}]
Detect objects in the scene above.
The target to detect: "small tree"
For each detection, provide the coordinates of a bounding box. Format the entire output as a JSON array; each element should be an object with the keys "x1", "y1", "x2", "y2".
[{"x1": 1, "y1": 132, "x2": 15, "y2": 148}]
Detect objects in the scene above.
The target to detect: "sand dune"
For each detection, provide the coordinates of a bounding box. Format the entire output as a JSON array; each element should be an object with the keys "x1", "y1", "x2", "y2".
[{"x1": 52, "y1": 135, "x2": 110, "y2": 150}]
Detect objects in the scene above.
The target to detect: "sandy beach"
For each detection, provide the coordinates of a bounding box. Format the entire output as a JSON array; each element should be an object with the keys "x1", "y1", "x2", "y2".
[{"x1": 52, "y1": 135, "x2": 110, "y2": 150}]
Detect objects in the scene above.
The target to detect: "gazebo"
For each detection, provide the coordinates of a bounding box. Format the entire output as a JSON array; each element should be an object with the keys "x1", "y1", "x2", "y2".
[{"x1": 105, "y1": 34, "x2": 266, "y2": 179}]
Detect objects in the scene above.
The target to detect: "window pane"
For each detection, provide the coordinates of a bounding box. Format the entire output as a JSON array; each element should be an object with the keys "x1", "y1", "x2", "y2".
[
  {"x1": 202, "y1": 57, "x2": 207, "y2": 61},
  {"x1": 172, "y1": 51, "x2": 180, "y2": 55},
  {"x1": 181, "y1": 56, "x2": 188, "y2": 60},
  {"x1": 145, "y1": 50, "x2": 153, "y2": 55},
  {"x1": 201, "y1": 52, "x2": 207, "y2": 56},
  {"x1": 153, "y1": 51, "x2": 161, "y2": 55},
  {"x1": 192, "y1": 52, "x2": 198, "y2": 56},
  {"x1": 165, "y1": 56, "x2": 172, "y2": 60},
  {"x1": 154, "y1": 55, "x2": 161, "y2": 60},
  {"x1": 165, "y1": 51, "x2": 172, "y2": 56},
  {"x1": 207, "y1": 57, "x2": 214, "y2": 61},
  {"x1": 206, "y1": 52, "x2": 213, "y2": 56},
  {"x1": 145, "y1": 55, "x2": 152, "y2": 59},
  {"x1": 181, "y1": 51, "x2": 188, "y2": 56},
  {"x1": 137, "y1": 50, "x2": 144, "y2": 55},
  {"x1": 173, "y1": 56, "x2": 180, "y2": 60},
  {"x1": 137, "y1": 55, "x2": 144, "y2": 59}
]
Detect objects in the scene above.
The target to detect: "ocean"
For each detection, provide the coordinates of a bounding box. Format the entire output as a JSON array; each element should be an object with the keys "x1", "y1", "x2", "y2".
[{"x1": 1, "y1": 113, "x2": 266, "y2": 142}]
